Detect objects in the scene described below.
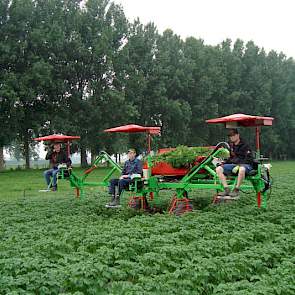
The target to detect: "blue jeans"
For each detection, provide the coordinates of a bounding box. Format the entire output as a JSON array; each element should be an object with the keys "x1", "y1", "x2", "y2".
[
  {"x1": 44, "y1": 168, "x2": 59, "y2": 187},
  {"x1": 222, "y1": 164, "x2": 253, "y2": 175},
  {"x1": 109, "y1": 178, "x2": 132, "y2": 196}
]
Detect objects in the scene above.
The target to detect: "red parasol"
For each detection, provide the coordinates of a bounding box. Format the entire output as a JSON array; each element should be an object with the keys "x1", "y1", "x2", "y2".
[
  {"x1": 104, "y1": 124, "x2": 161, "y2": 152},
  {"x1": 206, "y1": 113, "x2": 274, "y2": 127},
  {"x1": 206, "y1": 113, "x2": 274, "y2": 155},
  {"x1": 34, "y1": 134, "x2": 80, "y2": 157},
  {"x1": 34, "y1": 134, "x2": 80, "y2": 141},
  {"x1": 104, "y1": 124, "x2": 161, "y2": 135}
]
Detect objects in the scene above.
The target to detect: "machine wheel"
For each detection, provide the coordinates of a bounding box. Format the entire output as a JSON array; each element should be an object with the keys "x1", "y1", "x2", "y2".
[
  {"x1": 168, "y1": 193, "x2": 193, "y2": 215},
  {"x1": 128, "y1": 195, "x2": 149, "y2": 210}
]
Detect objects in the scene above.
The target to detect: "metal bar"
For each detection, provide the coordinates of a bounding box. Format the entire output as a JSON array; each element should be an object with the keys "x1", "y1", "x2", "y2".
[
  {"x1": 100, "y1": 151, "x2": 122, "y2": 171},
  {"x1": 148, "y1": 133, "x2": 151, "y2": 154},
  {"x1": 257, "y1": 191, "x2": 261, "y2": 208},
  {"x1": 82, "y1": 181, "x2": 109, "y2": 187},
  {"x1": 157, "y1": 182, "x2": 254, "y2": 190},
  {"x1": 84, "y1": 166, "x2": 97, "y2": 175},
  {"x1": 180, "y1": 148, "x2": 223, "y2": 183},
  {"x1": 147, "y1": 155, "x2": 152, "y2": 178},
  {"x1": 256, "y1": 126, "x2": 260, "y2": 158},
  {"x1": 204, "y1": 165, "x2": 217, "y2": 177},
  {"x1": 103, "y1": 166, "x2": 118, "y2": 182},
  {"x1": 262, "y1": 192, "x2": 267, "y2": 209},
  {"x1": 67, "y1": 140, "x2": 70, "y2": 158},
  {"x1": 82, "y1": 151, "x2": 122, "y2": 181}
]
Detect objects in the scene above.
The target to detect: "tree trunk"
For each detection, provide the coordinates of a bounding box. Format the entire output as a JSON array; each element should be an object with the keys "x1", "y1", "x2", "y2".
[
  {"x1": 0, "y1": 146, "x2": 4, "y2": 170},
  {"x1": 80, "y1": 146, "x2": 88, "y2": 168},
  {"x1": 91, "y1": 148, "x2": 97, "y2": 164},
  {"x1": 115, "y1": 153, "x2": 118, "y2": 163},
  {"x1": 24, "y1": 131, "x2": 30, "y2": 169}
]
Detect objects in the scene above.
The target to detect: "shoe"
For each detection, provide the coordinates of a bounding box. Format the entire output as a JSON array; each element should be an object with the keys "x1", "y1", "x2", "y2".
[
  {"x1": 107, "y1": 195, "x2": 115, "y2": 204},
  {"x1": 229, "y1": 188, "x2": 240, "y2": 199},
  {"x1": 105, "y1": 195, "x2": 121, "y2": 208},
  {"x1": 51, "y1": 186, "x2": 57, "y2": 192},
  {"x1": 217, "y1": 187, "x2": 230, "y2": 197}
]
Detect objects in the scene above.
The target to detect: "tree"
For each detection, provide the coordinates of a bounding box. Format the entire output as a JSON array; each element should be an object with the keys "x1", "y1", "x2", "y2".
[{"x1": 1, "y1": 0, "x2": 57, "y2": 168}]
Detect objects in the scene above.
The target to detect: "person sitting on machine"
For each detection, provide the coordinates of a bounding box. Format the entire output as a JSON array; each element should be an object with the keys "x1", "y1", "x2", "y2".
[
  {"x1": 106, "y1": 148, "x2": 142, "y2": 208},
  {"x1": 43, "y1": 143, "x2": 72, "y2": 191},
  {"x1": 216, "y1": 128, "x2": 253, "y2": 198}
]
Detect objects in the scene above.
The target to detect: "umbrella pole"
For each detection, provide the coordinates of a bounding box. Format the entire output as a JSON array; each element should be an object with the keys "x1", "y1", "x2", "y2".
[
  {"x1": 255, "y1": 127, "x2": 260, "y2": 158},
  {"x1": 147, "y1": 133, "x2": 151, "y2": 154},
  {"x1": 67, "y1": 140, "x2": 70, "y2": 158}
]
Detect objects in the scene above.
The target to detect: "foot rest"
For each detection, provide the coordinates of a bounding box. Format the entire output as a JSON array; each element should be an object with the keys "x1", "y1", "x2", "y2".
[{"x1": 212, "y1": 195, "x2": 239, "y2": 204}]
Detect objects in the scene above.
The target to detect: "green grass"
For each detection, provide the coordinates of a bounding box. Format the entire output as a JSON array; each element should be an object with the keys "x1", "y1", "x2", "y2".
[
  {"x1": 0, "y1": 162, "x2": 294, "y2": 294},
  {"x1": 0, "y1": 167, "x2": 118, "y2": 200}
]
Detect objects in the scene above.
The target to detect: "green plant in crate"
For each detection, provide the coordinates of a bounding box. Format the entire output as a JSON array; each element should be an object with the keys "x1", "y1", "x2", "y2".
[{"x1": 152, "y1": 145, "x2": 212, "y2": 168}]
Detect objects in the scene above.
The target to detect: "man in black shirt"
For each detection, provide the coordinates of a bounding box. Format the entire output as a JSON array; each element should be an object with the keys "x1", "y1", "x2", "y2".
[
  {"x1": 216, "y1": 128, "x2": 253, "y2": 198},
  {"x1": 43, "y1": 143, "x2": 71, "y2": 191}
]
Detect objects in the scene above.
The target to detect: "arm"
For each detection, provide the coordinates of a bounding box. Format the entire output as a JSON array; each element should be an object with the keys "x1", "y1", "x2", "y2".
[
  {"x1": 126, "y1": 159, "x2": 142, "y2": 177},
  {"x1": 45, "y1": 149, "x2": 53, "y2": 160},
  {"x1": 233, "y1": 142, "x2": 253, "y2": 164},
  {"x1": 120, "y1": 160, "x2": 142, "y2": 179},
  {"x1": 239, "y1": 144, "x2": 253, "y2": 163},
  {"x1": 132, "y1": 159, "x2": 142, "y2": 175},
  {"x1": 224, "y1": 142, "x2": 234, "y2": 164},
  {"x1": 225, "y1": 142, "x2": 252, "y2": 164},
  {"x1": 60, "y1": 151, "x2": 72, "y2": 167},
  {"x1": 121, "y1": 161, "x2": 128, "y2": 175}
]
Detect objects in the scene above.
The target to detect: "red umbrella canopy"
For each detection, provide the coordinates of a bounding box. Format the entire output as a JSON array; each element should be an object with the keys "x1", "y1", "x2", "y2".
[
  {"x1": 34, "y1": 134, "x2": 80, "y2": 142},
  {"x1": 104, "y1": 124, "x2": 161, "y2": 135},
  {"x1": 206, "y1": 113, "x2": 274, "y2": 127}
]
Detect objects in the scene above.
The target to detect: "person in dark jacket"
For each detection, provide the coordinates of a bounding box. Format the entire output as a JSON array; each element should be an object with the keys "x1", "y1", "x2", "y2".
[
  {"x1": 216, "y1": 128, "x2": 253, "y2": 198},
  {"x1": 106, "y1": 148, "x2": 142, "y2": 207},
  {"x1": 43, "y1": 143, "x2": 71, "y2": 191}
]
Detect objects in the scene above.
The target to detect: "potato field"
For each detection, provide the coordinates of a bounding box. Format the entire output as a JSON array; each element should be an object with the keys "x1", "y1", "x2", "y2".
[{"x1": 0, "y1": 162, "x2": 294, "y2": 294}]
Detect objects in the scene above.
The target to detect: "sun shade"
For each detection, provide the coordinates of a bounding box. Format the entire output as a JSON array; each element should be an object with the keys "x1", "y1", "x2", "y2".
[
  {"x1": 34, "y1": 134, "x2": 80, "y2": 142},
  {"x1": 104, "y1": 124, "x2": 161, "y2": 135},
  {"x1": 206, "y1": 113, "x2": 274, "y2": 127}
]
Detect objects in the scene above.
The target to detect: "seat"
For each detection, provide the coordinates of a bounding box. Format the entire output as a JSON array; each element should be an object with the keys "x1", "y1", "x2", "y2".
[
  {"x1": 128, "y1": 176, "x2": 144, "y2": 192},
  {"x1": 125, "y1": 175, "x2": 149, "y2": 210},
  {"x1": 57, "y1": 164, "x2": 71, "y2": 179}
]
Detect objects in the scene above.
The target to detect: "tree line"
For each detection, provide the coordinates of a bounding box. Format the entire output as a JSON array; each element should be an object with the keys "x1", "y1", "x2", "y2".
[{"x1": 1, "y1": 0, "x2": 295, "y2": 169}]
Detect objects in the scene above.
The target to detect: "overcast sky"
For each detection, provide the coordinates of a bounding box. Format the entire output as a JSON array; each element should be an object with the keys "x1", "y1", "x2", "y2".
[{"x1": 114, "y1": 0, "x2": 295, "y2": 58}]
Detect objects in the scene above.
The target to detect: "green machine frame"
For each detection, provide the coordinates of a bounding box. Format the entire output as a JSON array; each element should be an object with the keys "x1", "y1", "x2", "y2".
[
  {"x1": 67, "y1": 114, "x2": 274, "y2": 213},
  {"x1": 69, "y1": 151, "x2": 122, "y2": 197},
  {"x1": 130, "y1": 145, "x2": 271, "y2": 213}
]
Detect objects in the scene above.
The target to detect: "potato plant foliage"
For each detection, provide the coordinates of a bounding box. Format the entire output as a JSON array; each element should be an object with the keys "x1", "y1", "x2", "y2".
[
  {"x1": 152, "y1": 145, "x2": 212, "y2": 168},
  {"x1": 0, "y1": 162, "x2": 294, "y2": 294}
]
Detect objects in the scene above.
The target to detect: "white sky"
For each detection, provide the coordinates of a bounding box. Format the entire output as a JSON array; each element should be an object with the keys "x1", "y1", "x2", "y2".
[{"x1": 114, "y1": 0, "x2": 295, "y2": 58}]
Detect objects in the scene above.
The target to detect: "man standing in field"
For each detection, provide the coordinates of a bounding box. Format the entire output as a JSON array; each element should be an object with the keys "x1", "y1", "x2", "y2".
[
  {"x1": 216, "y1": 128, "x2": 253, "y2": 198},
  {"x1": 106, "y1": 148, "x2": 142, "y2": 208},
  {"x1": 43, "y1": 143, "x2": 71, "y2": 191}
]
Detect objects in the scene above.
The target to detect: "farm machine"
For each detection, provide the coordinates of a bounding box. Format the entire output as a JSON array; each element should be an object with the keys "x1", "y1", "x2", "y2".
[{"x1": 65, "y1": 113, "x2": 273, "y2": 214}]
